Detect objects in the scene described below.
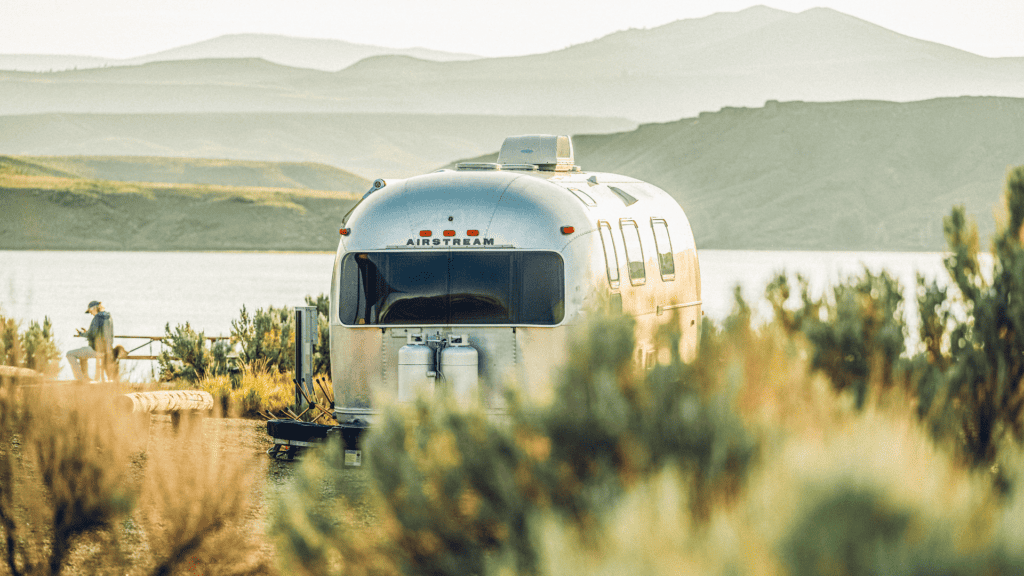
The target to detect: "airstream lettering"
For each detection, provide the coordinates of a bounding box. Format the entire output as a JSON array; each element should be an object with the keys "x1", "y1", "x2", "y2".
[
  {"x1": 405, "y1": 238, "x2": 496, "y2": 246},
  {"x1": 330, "y1": 134, "x2": 701, "y2": 423}
]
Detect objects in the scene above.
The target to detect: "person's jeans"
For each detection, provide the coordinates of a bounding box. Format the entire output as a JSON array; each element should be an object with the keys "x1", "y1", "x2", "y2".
[{"x1": 66, "y1": 346, "x2": 99, "y2": 381}]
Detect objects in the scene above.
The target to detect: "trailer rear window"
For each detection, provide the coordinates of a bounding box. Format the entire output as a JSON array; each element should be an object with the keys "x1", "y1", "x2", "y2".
[{"x1": 339, "y1": 251, "x2": 564, "y2": 325}]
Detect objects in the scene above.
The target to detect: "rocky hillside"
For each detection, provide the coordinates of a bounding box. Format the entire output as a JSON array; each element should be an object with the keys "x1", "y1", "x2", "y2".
[{"x1": 457, "y1": 96, "x2": 1024, "y2": 251}]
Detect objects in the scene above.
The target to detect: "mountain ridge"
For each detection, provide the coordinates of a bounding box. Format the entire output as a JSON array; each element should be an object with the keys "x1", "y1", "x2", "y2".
[
  {"x1": 0, "y1": 112, "x2": 636, "y2": 178},
  {"x1": 119, "y1": 33, "x2": 480, "y2": 71},
  {"x1": 3, "y1": 6, "x2": 1022, "y2": 121},
  {"x1": 0, "y1": 33, "x2": 479, "y2": 73}
]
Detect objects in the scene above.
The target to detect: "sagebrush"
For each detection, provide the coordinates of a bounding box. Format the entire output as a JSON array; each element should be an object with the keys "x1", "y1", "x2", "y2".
[{"x1": 272, "y1": 166, "x2": 1024, "y2": 576}]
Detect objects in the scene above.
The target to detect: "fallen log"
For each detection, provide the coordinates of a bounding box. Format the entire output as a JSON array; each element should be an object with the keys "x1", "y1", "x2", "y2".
[
  {"x1": 117, "y1": 390, "x2": 214, "y2": 414},
  {"x1": 0, "y1": 365, "x2": 42, "y2": 380}
]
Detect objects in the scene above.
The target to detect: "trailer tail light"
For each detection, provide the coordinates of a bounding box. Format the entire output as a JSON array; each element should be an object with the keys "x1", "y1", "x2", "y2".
[
  {"x1": 420, "y1": 230, "x2": 432, "y2": 237},
  {"x1": 467, "y1": 230, "x2": 479, "y2": 236},
  {"x1": 443, "y1": 230, "x2": 456, "y2": 237},
  {"x1": 339, "y1": 228, "x2": 350, "y2": 236},
  {"x1": 561, "y1": 226, "x2": 575, "y2": 235}
]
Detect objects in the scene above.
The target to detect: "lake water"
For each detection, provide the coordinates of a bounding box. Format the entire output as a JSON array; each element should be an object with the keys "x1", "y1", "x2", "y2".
[{"x1": 0, "y1": 249, "x2": 951, "y2": 380}]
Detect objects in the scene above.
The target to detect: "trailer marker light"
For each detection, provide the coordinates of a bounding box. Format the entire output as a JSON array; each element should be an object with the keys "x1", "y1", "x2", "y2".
[
  {"x1": 467, "y1": 230, "x2": 479, "y2": 236},
  {"x1": 420, "y1": 230, "x2": 432, "y2": 237},
  {"x1": 443, "y1": 230, "x2": 456, "y2": 237},
  {"x1": 339, "y1": 228, "x2": 350, "y2": 236},
  {"x1": 561, "y1": 226, "x2": 575, "y2": 234}
]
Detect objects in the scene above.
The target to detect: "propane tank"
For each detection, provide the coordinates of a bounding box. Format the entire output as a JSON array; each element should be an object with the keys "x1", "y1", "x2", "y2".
[
  {"x1": 440, "y1": 334, "x2": 479, "y2": 405},
  {"x1": 398, "y1": 334, "x2": 435, "y2": 402}
]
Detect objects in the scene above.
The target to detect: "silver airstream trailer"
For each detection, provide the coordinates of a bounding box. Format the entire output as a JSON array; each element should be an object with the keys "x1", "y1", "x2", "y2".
[{"x1": 329, "y1": 135, "x2": 700, "y2": 423}]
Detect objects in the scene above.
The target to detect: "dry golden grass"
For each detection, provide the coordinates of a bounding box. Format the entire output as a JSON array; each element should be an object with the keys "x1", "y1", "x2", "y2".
[
  {"x1": 134, "y1": 415, "x2": 270, "y2": 576},
  {"x1": 191, "y1": 362, "x2": 295, "y2": 418},
  {"x1": 272, "y1": 312, "x2": 1024, "y2": 576},
  {"x1": 0, "y1": 377, "x2": 273, "y2": 576}
]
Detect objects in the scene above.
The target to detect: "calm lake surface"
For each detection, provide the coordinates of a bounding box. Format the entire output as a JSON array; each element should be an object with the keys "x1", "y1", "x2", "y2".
[{"x1": 0, "y1": 250, "x2": 950, "y2": 380}]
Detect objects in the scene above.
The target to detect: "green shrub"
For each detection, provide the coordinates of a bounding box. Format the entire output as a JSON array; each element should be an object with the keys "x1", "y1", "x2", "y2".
[
  {"x1": 783, "y1": 486, "x2": 1024, "y2": 576},
  {"x1": 765, "y1": 268, "x2": 907, "y2": 408},
  {"x1": 157, "y1": 322, "x2": 232, "y2": 382},
  {"x1": 783, "y1": 488, "x2": 913, "y2": 576},
  {"x1": 0, "y1": 308, "x2": 60, "y2": 376},
  {"x1": 534, "y1": 313, "x2": 756, "y2": 525},
  {"x1": 21, "y1": 317, "x2": 61, "y2": 376},
  {"x1": 232, "y1": 305, "x2": 294, "y2": 374},
  {"x1": 228, "y1": 295, "x2": 331, "y2": 377},
  {"x1": 158, "y1": 294, "x2": 329, "y2": 396},
  {"x1": 305, "y1": 294, "x2": 332, "y2": 377},
  {"x1": 268, "y1": 167, "x2": 1024, "y2": 576},
  {"x1": 275, "y1": 312, "x2": 757, "y2": 576},
  {"x1": 1, "y1": 314, "x2": 23, "y2": 367},
  {"x1": 754, "y1": 167, "x2": 1024, "y2": 466},
  {"x1": 917, "y1": 167, "x2": 1024, "y2": 464},
  {"x1": 305, "y1": 293, "x2": 329, "y2": 318}
]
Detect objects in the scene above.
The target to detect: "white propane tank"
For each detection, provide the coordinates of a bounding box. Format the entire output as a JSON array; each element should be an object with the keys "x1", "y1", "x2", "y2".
[
  {"x1": 398, "y1": 334, "x2": 435, "y2": 402},
  {"x1": 440, "y1": 335, "x2": 479, "y2": 405}
]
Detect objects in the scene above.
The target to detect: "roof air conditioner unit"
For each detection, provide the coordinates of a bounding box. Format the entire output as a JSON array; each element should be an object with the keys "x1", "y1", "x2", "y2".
[{"x1": 497, "y1": 135, "x2": 578, "y2": 172}]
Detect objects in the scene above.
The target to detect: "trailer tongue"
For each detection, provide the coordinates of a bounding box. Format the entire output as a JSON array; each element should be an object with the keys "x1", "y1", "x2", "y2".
[{"x1": 266, "y1": 418, "x2": 367, "y2": 462}]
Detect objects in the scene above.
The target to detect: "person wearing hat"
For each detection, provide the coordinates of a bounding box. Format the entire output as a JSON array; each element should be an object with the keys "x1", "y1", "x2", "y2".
[{"x1": 67, "y1": 300, "x2": 114, "y2": 382}]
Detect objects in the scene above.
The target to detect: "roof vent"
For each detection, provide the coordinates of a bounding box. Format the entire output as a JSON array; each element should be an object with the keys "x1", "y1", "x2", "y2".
[
  {"x1": 500, "y1": 163, "x2": 537, "y2": 171},
  {"x1": 457, "y1": 162, "x2": 501, "y2": 171},
  {"x1": 497, "y1": 135, "x2": 578, "y2": 172}
]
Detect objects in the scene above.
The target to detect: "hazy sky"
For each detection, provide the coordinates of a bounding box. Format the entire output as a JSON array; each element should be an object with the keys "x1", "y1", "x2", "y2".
[{"x1": 2, "y1": 0, "x2": 1022, "y2": 59}]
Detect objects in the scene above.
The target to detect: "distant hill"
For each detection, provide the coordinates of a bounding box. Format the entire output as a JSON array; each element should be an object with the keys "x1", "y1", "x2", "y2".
[
  {"x1": 0, "y1": 113, "x2": 637, "y2": 178},
  {"x1": 0, "y1": 55, "x2": 109, "y2": 73},
  {"x1": 16, "y1": 156, "x2": 370, "y2": 193},
  {"x1": 6, "y1": 97, "x2": 1024, "y2": 252},
  {"x1": 0, "y1": 156, "x2": 361, "y2": 251},
  {"x1": 0, "y1": 33, "x2": 478, "y2": 72},
  {"x1": 35, "y1": 57, "x2": 317, "y2": 84},
  {"x1": 2, "y1": 7, "x2": 1024, "y2": 121},
  {"x1": 0, "y1": 156, "x2": 79, "y2": 178},
  {"x1": 120, "y1": 33, "x2": 479, "y2": 70},
  {"x1": 451, "y1": 96, "x2": 1024, "y2": 252}
]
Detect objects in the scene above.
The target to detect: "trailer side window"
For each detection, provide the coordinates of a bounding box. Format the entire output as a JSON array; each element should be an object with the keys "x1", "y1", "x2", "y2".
[
  {"x1": 651, "y1": 219, "x2": 675, "y2": 281},
  {"x1": 598, "y1": 221, "x2": 620, "y2": 289},
  {"x1": 620, "y1": 219, "x2": 646, "y2": 286}
]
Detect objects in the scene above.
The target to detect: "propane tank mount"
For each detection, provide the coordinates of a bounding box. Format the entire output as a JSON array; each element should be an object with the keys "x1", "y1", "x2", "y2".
[{"x1": 397, "y1": 332, "x2": 480, "y2": 404}]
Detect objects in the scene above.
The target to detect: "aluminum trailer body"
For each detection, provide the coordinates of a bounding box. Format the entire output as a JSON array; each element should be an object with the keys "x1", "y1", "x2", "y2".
[{"x1": 330, "y1": 135, "x2": 700, "y2": 423}]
